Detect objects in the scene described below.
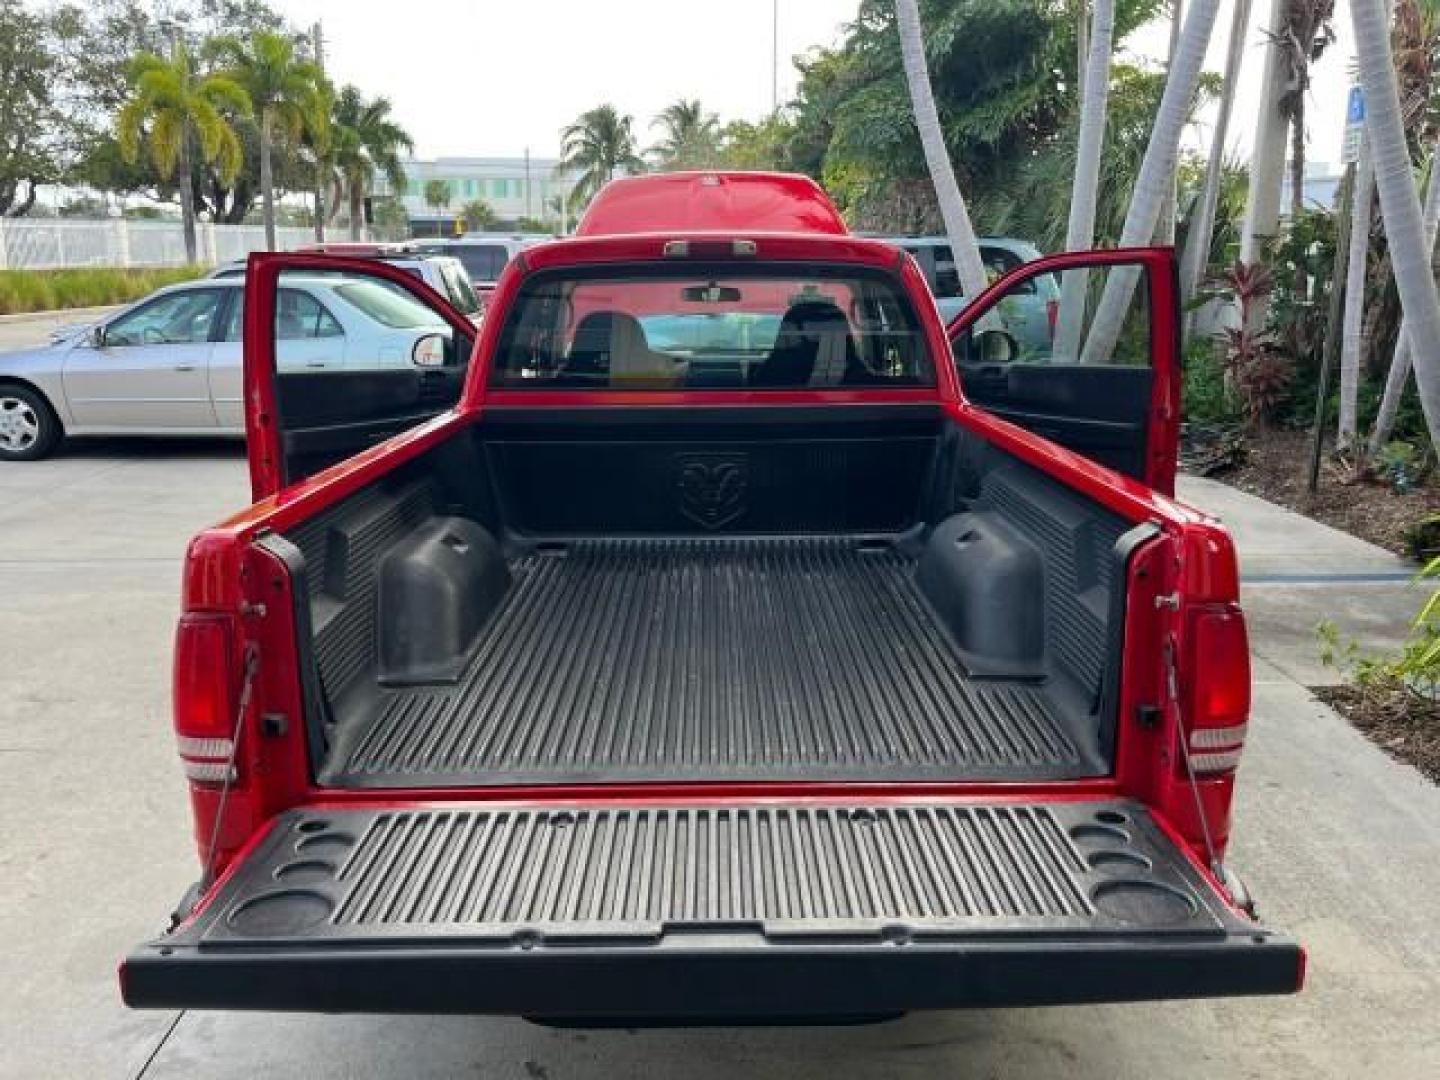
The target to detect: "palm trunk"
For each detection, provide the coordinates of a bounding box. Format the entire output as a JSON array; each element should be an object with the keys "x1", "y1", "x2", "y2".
[
  {"x1": 1181, "y1": 0, "x2": 1252, "y2": 338},
  {"x1": 1350, "y1": 0, "x2": 1440, "y2": 450},
  {"x1": 1157, "y1": 0, "x2": 1184, "y2": 245},
  {"x1": 1054, "y1": 0, "x2": 1116, "y2": 360},
  {"x1": 1368, "y1": 152, "x2": 1440, "y2": 456},
  {"x1": 1075, "y1": 0, "x2": 1089, "y2": 101},
  {"x1": 1081, "y1": 0, "x2": 1222, "y2": 363},
  {"x1": 260, "y1": 109, "x2": 277, "y2": 251},
  {"x1": 896, "y1": 0, "x2": 988, "y2": 297},
  {"x1": 314, "y1": 160, "x2": 326, "y2": 243},
  {"x1": 1338, "y1": 144, "x2": 1375, "y2": 450},
  {"x1": 178, "y1": 124, "x2": 199, "y2": 265},
  {"x1": 349, "y1": 179, "x2": 364, "y2": 241},
  {"x1": 1239, "y1": 0, "x2": 1292, "y2": 332}
]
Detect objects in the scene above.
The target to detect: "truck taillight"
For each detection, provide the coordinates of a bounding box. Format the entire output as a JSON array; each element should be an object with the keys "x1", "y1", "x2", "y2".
[
  {"x1": 173, "y1": 614, "x2": 239, "y2": 785},
  {"x1": 1184, "y1": 609, "x2": 1251, "y2": 775}
]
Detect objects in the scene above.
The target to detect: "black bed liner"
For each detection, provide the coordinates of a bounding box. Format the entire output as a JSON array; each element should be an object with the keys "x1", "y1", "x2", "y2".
[
  {"x1": 322, "y1": 535, "x2": 1101, "y2": 787},
  {"x1": 122, "y1": 798, "x2": 1302, "y2": 1014}
]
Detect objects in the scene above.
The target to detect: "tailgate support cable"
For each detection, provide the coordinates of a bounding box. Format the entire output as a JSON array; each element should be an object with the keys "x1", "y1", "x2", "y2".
[
  {"x1": 1164, "y1": 633, "x2": 1223, "y2": 881},
  {"x1": 201, "y1": 643, "x2": 260, "y2": 889}
]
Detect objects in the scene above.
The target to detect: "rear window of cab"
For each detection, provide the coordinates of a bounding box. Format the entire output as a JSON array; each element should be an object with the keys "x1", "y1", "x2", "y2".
[{"x1": 489, "y1": 265, "x2": 933, "y2": 390}]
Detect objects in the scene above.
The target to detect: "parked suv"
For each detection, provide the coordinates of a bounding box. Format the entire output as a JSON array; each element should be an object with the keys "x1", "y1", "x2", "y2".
[
  {"x1": 418, "y1": 235, "x2": 548, "y2": 303},
  {"x1": 211, "y1": 244, "x2": 483, "y2": 323},
  {"x1": 882, "y1": 236, "x2": 1060, "y2": 358}
]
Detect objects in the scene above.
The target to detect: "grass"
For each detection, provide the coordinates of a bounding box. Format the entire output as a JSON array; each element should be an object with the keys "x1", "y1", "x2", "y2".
[{"x1": 0, "y1": 267, "x2": 206, "y2": 315}]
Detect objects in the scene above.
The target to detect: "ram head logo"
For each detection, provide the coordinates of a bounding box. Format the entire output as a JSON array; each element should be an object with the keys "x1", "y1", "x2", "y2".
[{"x1": 676, "y1": 453, "x2": 748, "y2": 529}]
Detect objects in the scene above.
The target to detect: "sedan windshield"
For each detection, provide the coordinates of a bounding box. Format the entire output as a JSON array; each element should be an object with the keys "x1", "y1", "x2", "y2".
[{"x1": 334, "y1": 281, "x2": 448, "y2": 329}]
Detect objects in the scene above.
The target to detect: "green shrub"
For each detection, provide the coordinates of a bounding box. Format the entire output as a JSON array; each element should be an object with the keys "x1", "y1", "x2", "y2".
[
  {"x1": 1182, "y1": 339, "x2": 1242, "y2": 426},
  {"x1": 0, "y1": 267, "x2": 205, "y2": 314}
]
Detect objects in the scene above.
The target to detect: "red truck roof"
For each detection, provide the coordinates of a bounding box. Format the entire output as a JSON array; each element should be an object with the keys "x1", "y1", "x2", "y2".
[{"x1": 575, "y1": 171, "x2": 849, "y2": 238}]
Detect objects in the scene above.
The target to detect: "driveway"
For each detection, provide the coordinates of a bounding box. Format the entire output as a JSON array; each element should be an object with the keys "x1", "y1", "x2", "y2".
[{"x1": 0, "y1": 453, "x2": 1436, "y2": 1078}]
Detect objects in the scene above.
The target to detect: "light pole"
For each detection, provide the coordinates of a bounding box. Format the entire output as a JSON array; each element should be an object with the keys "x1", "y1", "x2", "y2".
[{"x1": 771, "y1": 0, "x2": 779, "y2": 113}]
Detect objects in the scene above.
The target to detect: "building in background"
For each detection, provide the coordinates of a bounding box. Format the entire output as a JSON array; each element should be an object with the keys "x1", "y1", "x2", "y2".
[{"x1": 374, "y1": 155, "x2": 578, "y2": 236}]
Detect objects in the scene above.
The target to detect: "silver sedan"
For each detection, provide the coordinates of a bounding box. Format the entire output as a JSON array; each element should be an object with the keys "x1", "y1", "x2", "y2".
[{"x1": 0, "y1": 276, "x2": 453, "y2": 461}]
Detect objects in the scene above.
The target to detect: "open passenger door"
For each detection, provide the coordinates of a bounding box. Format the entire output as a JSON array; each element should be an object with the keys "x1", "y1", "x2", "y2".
[
  {"x1": 243, "y1": 252, "x2": 477, "y2": 500},
  {"x1": 948, "y1": 248, "x2": 1180, "y2": 495}
]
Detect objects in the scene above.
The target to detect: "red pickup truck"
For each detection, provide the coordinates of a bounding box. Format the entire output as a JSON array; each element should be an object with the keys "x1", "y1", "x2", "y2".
[{"x1": 121, "y1": 172, "x2": 1301, "y2": 1020}]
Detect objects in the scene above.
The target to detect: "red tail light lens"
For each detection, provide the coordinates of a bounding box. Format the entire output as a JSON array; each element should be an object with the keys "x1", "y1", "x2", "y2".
[
  {"x1": 173, "y1": 614, "x2": 238, "y2": 785},
  {"x1": 1184, "y1": 609, "x2": 1251, "y2": 774}
]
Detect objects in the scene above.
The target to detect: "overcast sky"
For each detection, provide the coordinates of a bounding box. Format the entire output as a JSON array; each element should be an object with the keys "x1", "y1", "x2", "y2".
[{"x1": 264, "y1": 1, "x2": 1357, "y2": 168}]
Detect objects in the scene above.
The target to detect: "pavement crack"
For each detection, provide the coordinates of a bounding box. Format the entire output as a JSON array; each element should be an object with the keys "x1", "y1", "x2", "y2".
[{"x1": 132, "y1": 1010, "x2": 186, "y2": 1080}]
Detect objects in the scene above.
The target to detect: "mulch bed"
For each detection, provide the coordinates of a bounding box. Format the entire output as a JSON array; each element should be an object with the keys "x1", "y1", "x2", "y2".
[
  {"x1": 1313, "y1": 684, "x2": 1440, "y2": 783},
  {"x1": 1211, "y1": 426, "x2": 1440, "y2": 559}
]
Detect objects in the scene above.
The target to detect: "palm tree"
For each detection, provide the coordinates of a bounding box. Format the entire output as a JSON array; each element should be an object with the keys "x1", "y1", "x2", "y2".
[
  {"x1": 649, "y1": 99, "x2": 721, "y2": 169},
  {"x1": 1367, "y1": 154, "x2": 1439, "y2": 456},
  {"x1": 117, "y1": 43, "x2": 250, "y2": 264},
  {"x1": 558, "y1": 105, "x2": 645, "y2": 204},
  {"x1": 210, "y1": 29, "x2": 327, "y2": 250},
  {"x1": 424, "y1": 178, "x2": 451, "y2": 235},
  {"x1": 1054, "y1": 0, "x2": 1116, "y2": 359},
  {"x1": 1238, "y1": 0, "x2": 1292, "y2": 333},
  {"x1": 462, "y1": 198, "x2": 497, "y2": 231},
  {"x1": 1351, "y1": 0, "x2": 1440, "y2": 447},
  {"x1": 895, "y1": 0, "x2": 987, "y2": 297},
  {"x1": 1278, "y1": 1, "x2": 1338, "y2": 227},
  {"x1": 1337, "y1": 147, "x2": 1377, "y2": 449},
  {"x1": 1081, "y1": 0, "x2": 1223, "y2": 363},
  {"x1": 1180, "y1": 0, "x2": 1253, "y2": 331},
  {"x1": 331, "y1": 85, "x2": 413, "y2": 241}
]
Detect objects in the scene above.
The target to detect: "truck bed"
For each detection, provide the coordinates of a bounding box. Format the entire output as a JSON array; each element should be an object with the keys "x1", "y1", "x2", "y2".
[{"x1": 322, "y1": 535, "x2": 1099, "y2": 787}]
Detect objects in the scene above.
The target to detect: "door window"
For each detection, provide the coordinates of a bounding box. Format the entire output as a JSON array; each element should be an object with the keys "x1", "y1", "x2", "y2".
[
  {"x1": 954, "y1": 262, "x2": 1150, "y2": 367},
  {"x1": 276, "y1": 289, "x2": 344, "y2": 339},
  {"x1": 105, "y1": 290, "x2": 222, "y2": 346}
]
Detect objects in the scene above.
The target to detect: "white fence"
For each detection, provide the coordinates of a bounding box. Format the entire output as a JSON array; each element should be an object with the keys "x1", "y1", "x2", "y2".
[{"x1": 0, "y1": 218, "x2": 321, "y2": 270}]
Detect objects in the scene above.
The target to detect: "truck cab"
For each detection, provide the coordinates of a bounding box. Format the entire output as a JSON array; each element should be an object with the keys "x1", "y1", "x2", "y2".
[{"x1": 120, "y1": 172, "x2": 1300, "y2": 1020}]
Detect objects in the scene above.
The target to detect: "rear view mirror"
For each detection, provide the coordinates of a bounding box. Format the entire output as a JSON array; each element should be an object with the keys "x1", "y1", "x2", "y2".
[{"x1": 682, "y1": 282, "x2": 742, "y2": 303}]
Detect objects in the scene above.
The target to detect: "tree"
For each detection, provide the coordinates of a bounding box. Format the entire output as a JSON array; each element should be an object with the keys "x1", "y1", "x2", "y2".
[
  {"x1": 649, "y1": 99, "x2": 722, "y2": 169},
  {"x1": 1277, "y1": 2, "x2": 1338, "y2": 228},
  {"x1": 896, "y1": 0, "x2": 987, "y2": 296},
  {"x1": 558, "y1": 105, "x2": 644, "y2": 204},
  {"x1": 0, "y1": 1, "x2": 68, "y2": 217},
  {"x1": 1081, "y1": 0, "x2": 1223, "y2": 362},
  {"x1": 330, "y1": 84, "x2": 412, "y2": 241},
  {"x1": 1180, "y1": 0, "x2": 1252, "y2": 328},
  {"x1": 717, "y1": 115, "x2": 793, "y2": 170},
  {"x1": 424, "y1": 178, "x2": 451, "y2": 231},
  {"x1": 1337, "y1": 146, "x2": 1377, "y2": 449},
  {"x1": 117, "y1": 43, "x2": 250, "y2": 262},
  {"x1": 1351, "y1": 0, "x2": 1440, "y2": 448},
  {"x1": 209, "y1": 28, "x2": 327, "y2": 250},
  {"x1": 462, "y1": 198, "x2": 497, "y2": 231},
  {"x1": 1055, "y1": 0, "x2": 1117, "y2": 358},
  {"x1": 1239, "y1": 0, "x2": 1293, "y2": 332}
]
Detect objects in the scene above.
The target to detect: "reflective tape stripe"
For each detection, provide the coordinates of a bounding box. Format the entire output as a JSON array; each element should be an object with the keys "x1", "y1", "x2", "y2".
[
  {"x1": 176, "y1": 735, "x2": 234, "y2": 760},
  {"x1": 182, "y1": 759, "x2": 236, "y2": 783},
  {"x1": 1190, "y1": 723, "x2": 1248, "y2": 750},
  {"x1": 1189, "y1": 748, "x2": 1244, "y2": 773}
]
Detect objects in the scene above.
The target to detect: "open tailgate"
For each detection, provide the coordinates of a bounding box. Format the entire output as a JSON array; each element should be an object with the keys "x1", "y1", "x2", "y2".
[{"x1": 122, "y1": 798, "x2": 1301, "y2": 1017}]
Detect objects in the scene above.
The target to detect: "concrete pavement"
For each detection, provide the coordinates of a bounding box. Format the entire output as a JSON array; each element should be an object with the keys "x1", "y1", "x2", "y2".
[
  {"x1": 0, "y1": 306, "x2": 119, "y2": 352},
  {"x1": 0, "y1": 452, "x2": 1436, "y2": 1078}
]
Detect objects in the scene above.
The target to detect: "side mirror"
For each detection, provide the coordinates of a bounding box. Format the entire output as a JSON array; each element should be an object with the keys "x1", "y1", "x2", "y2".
[
  {"x1": 967, "y1": 327, "x2": 1017, "y2": 365},
  {"x1": 411, "y1": 332, "x2": 448, "y2": 368},
  {"x1": 87, "y1": 325, "x2": 107, "y2": 348}
]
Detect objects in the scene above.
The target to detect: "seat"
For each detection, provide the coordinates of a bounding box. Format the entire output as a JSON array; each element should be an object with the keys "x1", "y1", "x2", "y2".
[
  {"x1": 752, "y1": 301, "x2": 859, "y2": 387},
  {"x1": 564, "y1": 311, "x2": 681, "y2": 387}
]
